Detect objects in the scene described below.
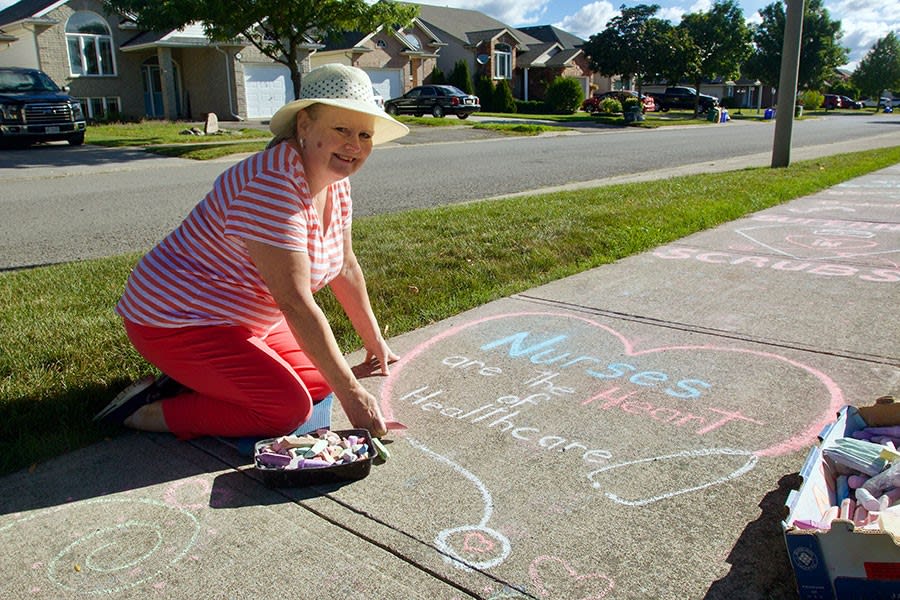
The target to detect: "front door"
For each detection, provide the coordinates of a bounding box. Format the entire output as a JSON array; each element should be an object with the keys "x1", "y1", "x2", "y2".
[{"x1": 141, "y1": 58, "x2": 182, "y2": 118}]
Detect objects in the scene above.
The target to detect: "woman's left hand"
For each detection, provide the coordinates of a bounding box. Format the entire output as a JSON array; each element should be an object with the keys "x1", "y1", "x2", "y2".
[{"x1": 365, "y1": 341, "x2": 399, "y2": 376}]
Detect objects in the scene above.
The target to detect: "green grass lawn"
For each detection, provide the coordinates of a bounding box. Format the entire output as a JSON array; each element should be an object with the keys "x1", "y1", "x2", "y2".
[{"x1": 2, "y1": 145, "x2": 899, "y2": 476}]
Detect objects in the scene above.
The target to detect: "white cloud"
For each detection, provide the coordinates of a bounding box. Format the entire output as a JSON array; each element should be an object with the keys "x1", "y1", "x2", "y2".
[
  {"x1": 554, "y1": 1, "x2": 617, "y2": 39},
  {"x1": 824, "y1": 0, "x2": 900, "y2": 68},
  {"x1": 659, "y1": 6, "x2": 687, "y2": 24}
]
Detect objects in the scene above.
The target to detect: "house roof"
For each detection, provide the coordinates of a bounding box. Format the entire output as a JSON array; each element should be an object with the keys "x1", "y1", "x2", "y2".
[
  {"x1": 516, "y1": 42, "x2": 583, "y2": 68},
  {"x1": 406, "y1": 2, "x2": 540, "y2": 50},
  {"x1": 319, "y1": 19, "x2": 442, "y2": 56},
  {"x1": 517, "y1": 25, "x2": 585, "y2": 50},
  {"x1": 0, "y1": 0, "x2": 65, "y2": 27},
  {"x1": 120, "y1": 22, "x2": 246, "y2": 51}
]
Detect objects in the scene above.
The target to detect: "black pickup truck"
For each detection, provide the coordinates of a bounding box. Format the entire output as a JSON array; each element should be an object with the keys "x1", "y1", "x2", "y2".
[
  {"x1": 0, "y1": 67, "x2": 87, "y2": 147},
  {"x1": 651, "y1": 86, "x2": 719, "y2": 112}
]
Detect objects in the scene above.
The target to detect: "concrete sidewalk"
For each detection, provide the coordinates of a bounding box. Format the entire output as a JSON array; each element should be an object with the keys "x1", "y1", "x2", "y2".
[{"x1": 2, "y1": 165, "x2": 898, "y2": 599}]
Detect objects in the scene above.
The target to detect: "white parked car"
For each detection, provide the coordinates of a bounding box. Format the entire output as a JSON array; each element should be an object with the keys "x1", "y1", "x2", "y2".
[{"x1": 860, "y1": 96, "x2": 899, "y2": 108}]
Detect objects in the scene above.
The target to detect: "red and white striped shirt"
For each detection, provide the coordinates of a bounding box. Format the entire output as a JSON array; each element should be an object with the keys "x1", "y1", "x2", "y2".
[{"x1": 116, "y1": 142, "x2": 351, "y2": 336}]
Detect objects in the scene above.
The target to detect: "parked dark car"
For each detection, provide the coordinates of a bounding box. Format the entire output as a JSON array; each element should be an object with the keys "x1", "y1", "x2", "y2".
[
  {"x1": 0, "y1": 66, "x2": 87, "y2": 147},
  {"x1": 583, "y1": 90, "x2": 656, "y2": 113},
  {"x1": 385, "y1": 85, "x2": 480, "y2": 119},
  {"x1": 652, "y1": 86, "x2": 718, "y2": 112},
  {"x1": 840, "y1": 95, "x2": 863, "y2": 109}
]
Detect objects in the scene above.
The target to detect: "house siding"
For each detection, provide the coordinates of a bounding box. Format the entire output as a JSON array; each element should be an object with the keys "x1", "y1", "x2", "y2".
[{"x1": 23, "y1": 0, "x2": 147, "y2": 118}]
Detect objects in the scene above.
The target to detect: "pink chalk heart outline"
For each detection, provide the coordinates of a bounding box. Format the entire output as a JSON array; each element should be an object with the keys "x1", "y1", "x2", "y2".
[
  {"x1": 736, "y1": 223, "x2": 900, "y2": 262},
  {"x1": 529, "y1": 555, "x2": 614, "y2": 600},
  {"x1": 380, "y1": 311, "x2": 844, "y2": 459}
]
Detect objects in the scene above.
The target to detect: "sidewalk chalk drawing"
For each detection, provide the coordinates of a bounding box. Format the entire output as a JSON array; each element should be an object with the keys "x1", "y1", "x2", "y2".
[
  {"x1": 528, "y1": 555, "x2": 615, "y2": 600},
  {"x1": 380, "y1": 311, "x2": 844, "y2": 510},
  {"x1": 654, "y1": 214, "x2": 900, "y2": 282},
  {"x1": 0, "y1": 497, "x2": 201, "y2": 595},
  {"x1": 406, "y1": 436, "x2": 511, "y2": 571}
]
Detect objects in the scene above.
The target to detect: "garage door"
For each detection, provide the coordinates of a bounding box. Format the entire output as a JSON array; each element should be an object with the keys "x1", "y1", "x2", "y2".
[
  {"x1": 243, "y1": 64, "x2": 294, "y2": 119},
  {"x1": 365, "y1": 68, "x2": 403, "y2": 102}
]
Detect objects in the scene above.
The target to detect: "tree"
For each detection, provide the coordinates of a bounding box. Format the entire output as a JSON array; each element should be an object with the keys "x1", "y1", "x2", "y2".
[
  {"x1": 744, "y1": 0, "x2": 848, "y2": 91},
  {"x1": 583, "y1": 4, "x2": 668, "y2": 95},
  {"x1": 679, "y1": 0, "x2": 752, "y2": 115},
  {"x1": 430, "y1": 66, "x2": 446, "y2": 85},
  {"x1": 651, "y1": 25, "x2": 699, "y2": 86},
  {"x1": 474, "y1": 75, "x2": 494, "y2": 111},
  {"x1": 853, "y1": 32, "x2": 900, "y2": 105},
  {"x1": 103, "y1": 0, "x2": 417, "y2": 100},
  {"x1": 449, "y1": 59, "x2": 475, "y2": 94},
  {"x1": 492, "y1": 78, "x2": 517, "y2": 113}
]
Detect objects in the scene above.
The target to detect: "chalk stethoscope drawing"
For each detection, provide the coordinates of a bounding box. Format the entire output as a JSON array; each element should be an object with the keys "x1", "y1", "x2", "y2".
[
  {"x1": 1, "y1": 497, "x2": 200, "y2": 595},
  {"x1": 587, "y1": 447, "x2": 759, "y2": 507},
  {"x1": 405, "y1": 436, "x2": 512, "y2": 571}
]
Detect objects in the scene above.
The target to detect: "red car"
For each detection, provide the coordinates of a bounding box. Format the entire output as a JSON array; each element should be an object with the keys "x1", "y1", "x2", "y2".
[
  {"x1": 582, "y1": 90, "x2": 656, "y2": 114},
  {"x1": 822, "y1": 94, "x2": 843, "y2": 110}
]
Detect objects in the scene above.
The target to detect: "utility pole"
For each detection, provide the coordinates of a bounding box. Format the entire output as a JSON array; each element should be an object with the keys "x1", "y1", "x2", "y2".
[{"x1": 771, "y1": 0, "x2": 805, "y2": 168}]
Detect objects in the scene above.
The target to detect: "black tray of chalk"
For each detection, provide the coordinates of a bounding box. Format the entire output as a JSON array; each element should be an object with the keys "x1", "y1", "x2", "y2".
[{"x1": 254, "y1": 428, "x2": 379, "y2": 486}]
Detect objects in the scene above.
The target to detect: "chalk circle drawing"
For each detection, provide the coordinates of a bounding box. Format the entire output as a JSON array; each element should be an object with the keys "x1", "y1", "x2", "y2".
[
  {"x1": 407, "y1": 436, "x2": 511, "y2": 571},
  {"x1": 0, "y1": 497, "x2": 200, "y2": 595},
  {"x1": 380, "y1": 311, "x2": 844, "y2": 508}
]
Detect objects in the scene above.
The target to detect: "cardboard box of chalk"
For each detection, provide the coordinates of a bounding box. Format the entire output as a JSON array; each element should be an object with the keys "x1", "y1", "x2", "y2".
[
  {"x1": 253, "y1": 428, "x2": 375, "y2": 487},
  {"x1": 783, "y1": 399, "x2": 900, "y2": 600}
]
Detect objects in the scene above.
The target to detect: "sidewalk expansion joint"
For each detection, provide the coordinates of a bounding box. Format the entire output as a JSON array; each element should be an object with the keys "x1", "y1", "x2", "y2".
[{"x1": 186, "y1": 440, "x2": 531, "y2": 599}]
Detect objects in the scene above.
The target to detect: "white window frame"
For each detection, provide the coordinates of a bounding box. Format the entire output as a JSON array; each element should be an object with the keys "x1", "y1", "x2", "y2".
[
  {"x1": 493, "y1": 43, "x2": 511, "y2": 80},
  {"x1": 77, "y1": 96, "x2": 121, "y2": 121},
  {"x1": 66, "y1": 11, "x2": 116, "y2": 77}
]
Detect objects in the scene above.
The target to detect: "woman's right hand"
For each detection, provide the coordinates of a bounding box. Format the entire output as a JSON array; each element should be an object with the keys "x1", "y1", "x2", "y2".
[{"x1": 339, "y1": 385, "x2": 387, "y2": 438}]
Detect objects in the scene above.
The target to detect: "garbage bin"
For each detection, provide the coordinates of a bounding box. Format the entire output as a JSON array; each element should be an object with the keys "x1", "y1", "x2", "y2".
[
  {"x1": 623, "y1": 108, "x2": 644, "y2": 123},
  {"x1": 794, "y1": 105, "x2": 803, "y2": 118},
  {"x1": 707, "y1": 107, "x2": 720, "y2": 122},
  {"x1": 764, "y1": 108, "x2": 775, "y2": 119}
]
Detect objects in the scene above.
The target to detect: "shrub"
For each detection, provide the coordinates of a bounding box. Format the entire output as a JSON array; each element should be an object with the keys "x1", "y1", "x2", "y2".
[
  {"x1": 544, "y1": 76, "x2": 584, "y2": 114},
  {"x1": 430, "y1": 66, "x2": 445, "y2": 85},
  {"x1": 601, "y1": 98, "x2": 622, "y2": 113},
  {"x1": 492, "y1": 79, "x2": 517, "y2": 113},
  {"x1": 515, "y1": 100, "x2": 545, "y2": 114},
  {"x1": 449, "y1": 60, "x2": 474, "y2": 94},
  {"x1": 475, "y1": 75, "x2": 494, "y2": 111},
  {"x1": 798, "y1": 89, "x2": 823, "y2": 109},
  {"x1": 622, "y1": 96, "x2": 641, "y2": 112}
]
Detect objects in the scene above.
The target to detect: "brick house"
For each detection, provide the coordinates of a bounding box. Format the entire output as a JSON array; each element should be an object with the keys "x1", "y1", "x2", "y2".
[
  {"x1": 0, "y1": 0, "x2": 596, "y2": 122},
  {"x1": 408, "y1": 3, "x2": 599, "y2": 101}
]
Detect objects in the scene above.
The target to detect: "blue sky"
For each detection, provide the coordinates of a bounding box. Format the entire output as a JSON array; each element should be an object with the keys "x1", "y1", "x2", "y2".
[
  {"x1": 415, "y1": 0, "x2": 899, "y2": 70},
  {"x1": 1, "y1": 0, "x2": 895, "y2": 69}
]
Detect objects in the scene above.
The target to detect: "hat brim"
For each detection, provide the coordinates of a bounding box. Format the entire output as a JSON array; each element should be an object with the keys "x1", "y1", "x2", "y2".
[{"x1": 269, "y1": 98, "x2": 409, "y2": 146}]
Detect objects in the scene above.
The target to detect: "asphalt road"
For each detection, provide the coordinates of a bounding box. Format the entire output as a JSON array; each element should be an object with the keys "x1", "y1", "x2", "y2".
[{"x1": 1, "y1": 113, "x2": 897, "y2": 270}]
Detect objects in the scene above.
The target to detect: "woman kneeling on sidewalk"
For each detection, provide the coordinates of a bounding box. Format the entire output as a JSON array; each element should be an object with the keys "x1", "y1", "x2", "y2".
[{"x1": 95, "y1": 64, "x2": 408, "y2": 440}]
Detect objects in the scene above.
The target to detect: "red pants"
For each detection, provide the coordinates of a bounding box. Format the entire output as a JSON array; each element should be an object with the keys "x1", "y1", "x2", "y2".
[{"x1": 124, "y1": 320, "x2": 331, "y2": 439}]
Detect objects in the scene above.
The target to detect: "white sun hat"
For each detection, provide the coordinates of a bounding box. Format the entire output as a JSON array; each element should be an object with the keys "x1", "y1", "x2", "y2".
[{"x1": 269, "y1": 63, "x2": 408, "y2": 145}]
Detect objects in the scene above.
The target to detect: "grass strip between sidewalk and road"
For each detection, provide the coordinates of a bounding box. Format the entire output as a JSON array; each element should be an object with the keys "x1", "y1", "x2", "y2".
[{"x1": 2, "y1": 146, "x2": 899, "y2": 476}]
